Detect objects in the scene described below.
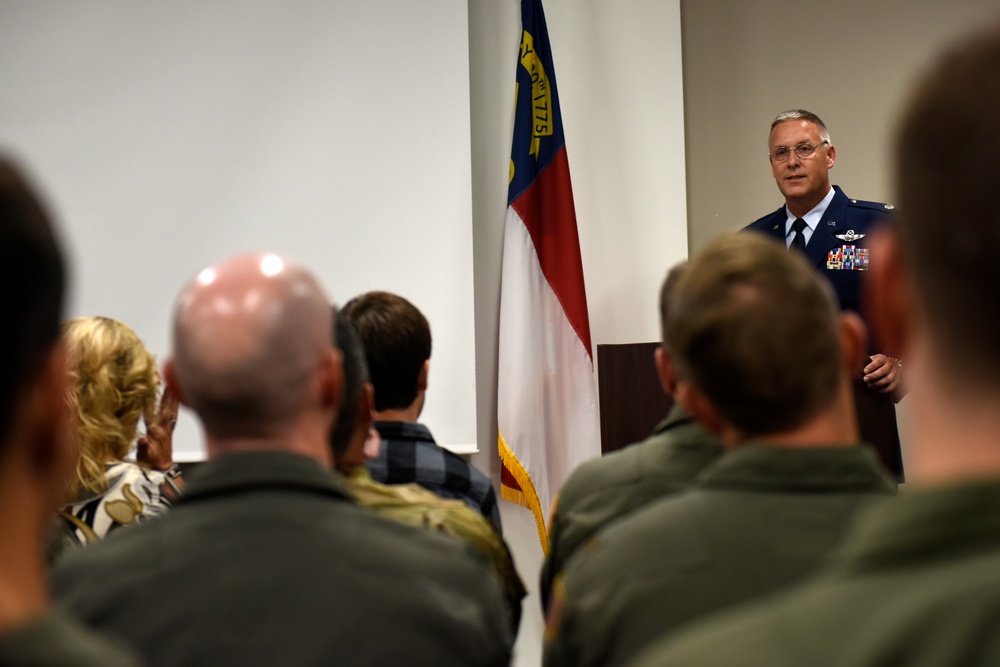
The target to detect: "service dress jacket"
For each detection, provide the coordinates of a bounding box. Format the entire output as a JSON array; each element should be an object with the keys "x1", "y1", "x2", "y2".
[{"x1": 743, "y1": 185, "x2": 893, "y2": 316}]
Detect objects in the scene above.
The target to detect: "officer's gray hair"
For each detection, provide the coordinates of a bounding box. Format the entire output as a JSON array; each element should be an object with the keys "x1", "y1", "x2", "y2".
[{"x1": 769, "y1": 109, "x2": 831, "y2": 145}]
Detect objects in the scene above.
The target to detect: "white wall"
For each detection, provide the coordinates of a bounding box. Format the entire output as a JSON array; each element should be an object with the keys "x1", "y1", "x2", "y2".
[
  {"x1": 469, "y1": 2, "x2": 688, "y2": 664},
  {"x1": 0, "y1": 0, "x2": 478, "y2": 460}
]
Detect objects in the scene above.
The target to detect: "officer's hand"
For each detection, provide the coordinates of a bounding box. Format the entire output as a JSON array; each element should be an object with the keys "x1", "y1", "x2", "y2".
[{"x1": 863, "y1": 354, "x2": 902, "y2": 394}]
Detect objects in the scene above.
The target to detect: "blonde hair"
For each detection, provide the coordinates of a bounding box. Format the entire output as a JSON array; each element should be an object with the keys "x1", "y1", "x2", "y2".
[{"x1": 64, "y1": 317, "x2": 160, "y2": 499}]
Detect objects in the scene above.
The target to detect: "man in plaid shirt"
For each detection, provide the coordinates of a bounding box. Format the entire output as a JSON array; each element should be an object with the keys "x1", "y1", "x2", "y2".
[{"x1": 342, "y1": 291, "x2": 501, "y2": 532}]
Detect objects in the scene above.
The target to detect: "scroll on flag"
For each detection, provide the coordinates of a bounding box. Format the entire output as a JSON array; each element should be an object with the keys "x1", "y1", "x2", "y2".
[{"x1": 497, "y1": 0, "x2": 600, "y2": 550}]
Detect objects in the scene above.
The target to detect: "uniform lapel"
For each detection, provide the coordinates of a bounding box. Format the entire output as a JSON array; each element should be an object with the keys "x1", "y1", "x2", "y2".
[{"x1": 761, "y1": 206, "x2": 787, "y2": 242}]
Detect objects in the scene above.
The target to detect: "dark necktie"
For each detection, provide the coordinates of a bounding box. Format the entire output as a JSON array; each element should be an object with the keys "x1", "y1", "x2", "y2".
[{"x1": 790, "y1": 218, "x2": 807, "y2": 252}]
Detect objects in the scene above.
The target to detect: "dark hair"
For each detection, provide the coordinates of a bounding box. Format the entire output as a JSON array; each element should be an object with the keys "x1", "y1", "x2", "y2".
[
  {"x1": 895, "y1": 24, "x2": 1000, "y2": 389},
  {"x1": 340, "y1": 291, "x2": 431, "y2": 412},
  {"x1": 666, "y1": 233, "x2": 841, "y2": 437},
  {"x1": 329, "y1": 313, "x2": 369, "y2": 458},
  {"x1": 0, "y1": 158, "x2": 66, "y2": 451}
]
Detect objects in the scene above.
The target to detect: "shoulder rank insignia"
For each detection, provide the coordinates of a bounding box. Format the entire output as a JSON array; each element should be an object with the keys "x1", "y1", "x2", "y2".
[
  {"x1": 848, "y1": 198, "x2": 894, "y2": 212},
  {"x1": 835, "y1": 229, "x2": 865, "y2": 242}
]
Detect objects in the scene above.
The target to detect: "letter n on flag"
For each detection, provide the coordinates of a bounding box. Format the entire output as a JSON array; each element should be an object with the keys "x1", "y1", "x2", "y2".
[{"x1": 497, "y1": 0, "x2": 600, "y2": 551}]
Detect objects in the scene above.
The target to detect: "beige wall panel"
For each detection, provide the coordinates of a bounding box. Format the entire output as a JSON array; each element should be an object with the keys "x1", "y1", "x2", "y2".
[{"x1": 682, "y1": 0, "x2": 998, "y2": 252}]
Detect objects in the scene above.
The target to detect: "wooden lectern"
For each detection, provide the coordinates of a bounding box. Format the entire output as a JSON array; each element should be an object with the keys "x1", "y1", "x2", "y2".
[{"x1": 597, "y1": 342, "x2": 673, "y2": 455}]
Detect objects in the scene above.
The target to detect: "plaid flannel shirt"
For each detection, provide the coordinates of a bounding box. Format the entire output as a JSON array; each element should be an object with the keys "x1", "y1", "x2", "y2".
[{"x1": 367, "y1": 421, "x2": 502, "y2": 532}]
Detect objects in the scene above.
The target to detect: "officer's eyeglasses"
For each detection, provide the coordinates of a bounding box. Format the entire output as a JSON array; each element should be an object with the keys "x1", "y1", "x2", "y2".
[{"x1": 769, "y1": 141, "x2": 829, "y2": 162}]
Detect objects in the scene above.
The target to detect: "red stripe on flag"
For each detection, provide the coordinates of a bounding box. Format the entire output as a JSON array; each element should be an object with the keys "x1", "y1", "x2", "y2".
[
  {"x1": 511, "y1": 148, "x2": 593, "y2": 357},
  {"x1": 501, "y1": 465, "x2": 522, "y2": 491}
]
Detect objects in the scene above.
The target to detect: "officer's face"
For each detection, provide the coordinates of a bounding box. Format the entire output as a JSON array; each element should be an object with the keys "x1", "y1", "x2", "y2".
[{"x1": 768, "y1": 120, "x2": 836, "y2": 208}]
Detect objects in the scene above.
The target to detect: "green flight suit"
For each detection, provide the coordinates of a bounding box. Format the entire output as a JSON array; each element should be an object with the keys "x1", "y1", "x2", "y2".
[
  {"x1": 0, "y1": 612, "x2": 139, "y2": 666},
  {"x1": 541, "y1": 405, "x2": 723, "y2": 611},
  {"x1": 52, "y1": 451, "x2": 512, "y2": 667},
  {"x1": 341, "y1": 465, "x2": 526, "y2": 633},
  {"x1": 545, "y1": 444, "x2": 895, "y2": 667},
  {"x1": 628, "y1": 477, "x2": 1000, "y2": 667}
]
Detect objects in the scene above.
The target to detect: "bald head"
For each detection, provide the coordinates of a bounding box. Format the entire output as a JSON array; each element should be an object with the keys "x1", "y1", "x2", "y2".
[{"x1": 170, "y1": 254, "x2": 339, "y2": 440}]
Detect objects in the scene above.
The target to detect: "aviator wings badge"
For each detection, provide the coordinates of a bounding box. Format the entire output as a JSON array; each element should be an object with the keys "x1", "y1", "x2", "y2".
[{"x1": 835, "y1": 229, "x2": 865, "y2": 242}]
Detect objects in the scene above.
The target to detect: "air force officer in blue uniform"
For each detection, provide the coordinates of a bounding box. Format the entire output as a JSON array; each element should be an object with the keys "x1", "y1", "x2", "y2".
[{"x1": 743, "y1": 109, "x2": 903, "y2": 478}]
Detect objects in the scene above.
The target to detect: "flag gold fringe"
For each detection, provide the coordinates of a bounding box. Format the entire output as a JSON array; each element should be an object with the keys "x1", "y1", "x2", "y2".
[{"x1": 498, "y1": 430, "x2": 549, "y2": 553}]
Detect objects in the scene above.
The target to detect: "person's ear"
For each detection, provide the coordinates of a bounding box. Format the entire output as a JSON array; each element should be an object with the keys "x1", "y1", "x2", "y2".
[
  {"x1": 654, "y1": 346, "x2": 677, "y2": 396},
  {"x1": 163, "y1": 359, "x2": 189, "y2": 406},
  {"x1": 826, "y1": 143, "x2": 836, "y2": 169},
  {"x1": 21, "y1": 341, "x2": 75, "y2": 500},
  {"x1": 417, "y1": 359, "x2": 429, "y2": 392},
  {"x1": 865, "y1": 229, "x2": 910, "y2": 359},
  {"x1": 362, "y1": 427, "x2": 381, "y2": 460},
  {"x1": 676, "y1": 381, "x2": 726, "y2": 437},
  {"x1": 356, "y1": 382, "x2": 375, "y2": 433},
  {"x1": 323, "y1": 349, "x2": 344, "y2": 415}
]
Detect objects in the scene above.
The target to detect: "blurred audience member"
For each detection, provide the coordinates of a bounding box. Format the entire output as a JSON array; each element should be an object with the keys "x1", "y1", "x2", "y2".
[
  {"x1": 342, "y1": 291, "x2": 501, "y2": 530},
  {"x1": 53, "y1": 254, "x2": 511, "y2": 667},
  {"x1": 540, "y1": 262, "x2": 723, "y2": 612},
  {"x1": 330, "y1": 315, "x2": 526, "y2": 633},
  {"x1": 629, "y1": 22, "x2": 1000, "y2": 667},
  {"x1": 544, "y1": 234, "x2": 895, "y2": 667},
  {"x1": 0, "y1": 157, "x2": 137, "y2": 664}
]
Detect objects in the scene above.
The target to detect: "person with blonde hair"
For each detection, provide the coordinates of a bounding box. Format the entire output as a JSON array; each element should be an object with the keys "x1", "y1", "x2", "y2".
[{"x1": 57, "y1": 316, "x2": 181, "y2": 550}]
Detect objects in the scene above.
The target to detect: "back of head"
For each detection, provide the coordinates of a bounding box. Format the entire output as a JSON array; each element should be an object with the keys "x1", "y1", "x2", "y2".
[
  {"x1": 64, "y1": 316, "x2": 159, "y2": 498},
  {"x1": 330, "y1": 313, "x2": 369, "y2": 460},
  {"x1": 666, "y1": 233, "x2": 842, "y2": 437},
  {"x1": 895, "y1": 24, "x2": 1000, "y2": 391},
  {"x1": 341, "y1": 291, "x2": 431, "y2": 412},
  {"x1": 0, "y1": 158, "x2": 65, "y2": 460},
  {"x1": 658, "y1": 261, "x2": 688, "y2": 342},
  {"x1": 171, "y1": 254, "x2": 334, "y2": 439}
]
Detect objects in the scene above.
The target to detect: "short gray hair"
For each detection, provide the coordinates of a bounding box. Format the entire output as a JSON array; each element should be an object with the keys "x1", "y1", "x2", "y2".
[{"x1": 769, "y1": 109, "x2": 831, "y2": 144}]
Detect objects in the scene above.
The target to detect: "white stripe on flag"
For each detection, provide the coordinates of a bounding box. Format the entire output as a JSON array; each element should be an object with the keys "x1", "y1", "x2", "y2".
[{"x1": 497, "y1": 205, "x2": 600, "y2": 535}]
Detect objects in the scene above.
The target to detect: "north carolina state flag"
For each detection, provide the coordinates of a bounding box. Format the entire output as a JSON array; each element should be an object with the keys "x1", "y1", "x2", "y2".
[{"x1": 497, "y1": 0, "x2": 599, "y2": 550}]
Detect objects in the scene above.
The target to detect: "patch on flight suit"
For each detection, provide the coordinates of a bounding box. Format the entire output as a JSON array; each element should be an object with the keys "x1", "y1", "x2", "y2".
[
  {"x1": 545, "y1": 572, "x2": 569, "y2": 643},
  {"x1": 827, "y1": 245, "x2": 869, "y2": 270},
  {"x1": 547, "y1": 492, "x2": 561, "y2": 530}
]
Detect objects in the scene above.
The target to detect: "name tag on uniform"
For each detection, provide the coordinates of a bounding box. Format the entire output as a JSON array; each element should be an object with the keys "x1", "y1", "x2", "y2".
[{"x1": 827, "y1": 245, "x2": 869, "y2": 270}]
